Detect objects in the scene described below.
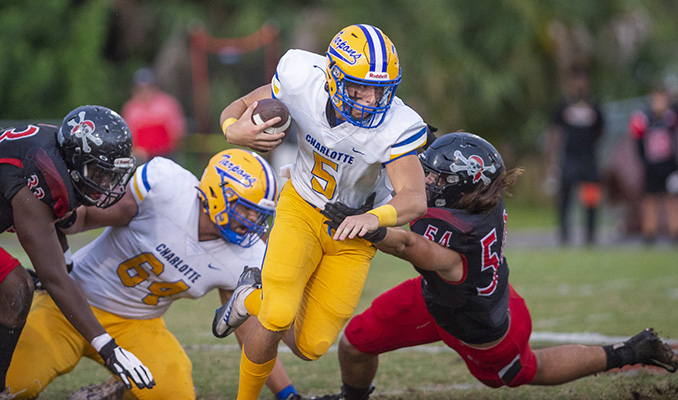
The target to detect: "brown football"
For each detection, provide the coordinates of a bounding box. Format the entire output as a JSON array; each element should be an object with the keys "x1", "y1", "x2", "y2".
[{"x1": 251, "y1": 98, "x2": 292, "y2": 135}]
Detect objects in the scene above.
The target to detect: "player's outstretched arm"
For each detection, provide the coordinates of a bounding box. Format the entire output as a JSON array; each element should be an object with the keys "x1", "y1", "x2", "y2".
[
  {"x1": 383, "y1": 154, "x2": 428, "y2": 224},
  {"x1": 219, "y1": 84, "x2": 285, "y2": 152},
  {"x1": 322, "y1": 197, "x2": 463, "y2": 281},
  {"x1": 375, "y1": 228, "x2": 464, "y2": 282},
  {"x1": 60, "y1": 183, "x2": 138, "y2": 235},
  {"x1": 12, "y1": 187, "x2": 155, "y2": 390},
  {"x1": 331, "y1": 154, "x2": 427, "y2": 241}
]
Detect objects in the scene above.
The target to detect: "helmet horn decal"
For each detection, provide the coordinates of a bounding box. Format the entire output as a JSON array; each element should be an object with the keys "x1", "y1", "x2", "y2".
[
  {"x1": 449, "y1": 150, "x2": 496, "y2": 185},
  {"x1": 67, "y1": 111, "x2": 102, "y2": 153}
]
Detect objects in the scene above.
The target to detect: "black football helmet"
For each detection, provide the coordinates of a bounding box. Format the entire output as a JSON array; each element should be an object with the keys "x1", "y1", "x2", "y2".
[
  {"x1": 57, "y1": 105, "x2": 136, "y2": 208},
  {"x1": 419, "y1": 132, "x2": 504, "y2": 208}
]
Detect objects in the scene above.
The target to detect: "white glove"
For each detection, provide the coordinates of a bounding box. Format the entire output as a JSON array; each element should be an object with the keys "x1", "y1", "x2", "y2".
[{"x1": 98, "y1": 339, "x2": 155, "y2": 390}]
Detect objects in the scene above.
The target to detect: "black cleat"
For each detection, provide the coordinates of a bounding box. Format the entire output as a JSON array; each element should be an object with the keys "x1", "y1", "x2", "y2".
[
  {"x1": 310, "y1": 385, "x2": 375, "y2": 400},
  {"x1": 625, "y1": 328, "x2": 678, "y2": 372}
]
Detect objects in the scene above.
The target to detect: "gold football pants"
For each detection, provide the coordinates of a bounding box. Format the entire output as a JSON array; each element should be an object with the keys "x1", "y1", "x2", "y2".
[
  {"x1": 6, "y1": 291, "x2": 194, "y2": 399},
  {"x1": 258, "y1": 182, "x2": 376, "y2": 359}
]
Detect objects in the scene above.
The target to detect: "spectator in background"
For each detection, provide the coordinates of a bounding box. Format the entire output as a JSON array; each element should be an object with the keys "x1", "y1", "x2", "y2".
[
  {"x1": 546, "y1": 67, "x2": 605, "y2": 246},
  {"x1": 628, "y1": 85, "x2": 678, "y2": 243},
  {"x1": 121, "y1": 68, "x2": 187, "y2": 164}
]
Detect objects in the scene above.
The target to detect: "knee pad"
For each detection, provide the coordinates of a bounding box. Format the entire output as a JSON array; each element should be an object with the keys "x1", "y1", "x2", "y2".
[
  {"x1": 260, "y1": 301, "x2": 297, "y2": 332},
  {"x1": 296, "y1": 332, "x2": 333, "y2": 360}
]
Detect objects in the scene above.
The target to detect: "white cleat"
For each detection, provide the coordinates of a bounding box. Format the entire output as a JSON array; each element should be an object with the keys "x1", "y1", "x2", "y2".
[{"x1": 212, "y1": 266, "x2": 261, "y2": 338}]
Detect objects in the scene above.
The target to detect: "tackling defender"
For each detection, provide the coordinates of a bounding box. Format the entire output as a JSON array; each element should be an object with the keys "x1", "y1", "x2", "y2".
[
  {"x1": 0, "y1": 106, "x2": 154, "y2": 395},
  {"x1": 320, "y1": 132, "x2": 678, "y2": 399},
  {"x1": 6, "y1": 149, "x2": 300, "y2": 400},
  {"x1": 213, "y1": 24, "x2": 428, "y2": 399}
]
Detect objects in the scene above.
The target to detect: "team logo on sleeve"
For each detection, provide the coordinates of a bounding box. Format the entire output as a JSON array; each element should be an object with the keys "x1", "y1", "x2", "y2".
[
  {"x1": 449, "y1": 150, "x2": 496, "y2": 185},
  {"x1": 67, "y1": 111, "x2": 102, "y2": 153}
]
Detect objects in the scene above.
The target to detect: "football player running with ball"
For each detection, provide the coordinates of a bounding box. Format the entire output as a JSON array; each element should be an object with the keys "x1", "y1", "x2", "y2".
[
  {"x1": 319, "y1": 132, "x2": 678, "y2": 400},
  {"x1": 214, "y1": 24, "x2": 428, "y2": 399},
  {"x1": 0, "y1": 106, "x2": 154, "y2": 396},
  {"x1": 7, "y1": 149, "x2": 300, "y2": 400}
]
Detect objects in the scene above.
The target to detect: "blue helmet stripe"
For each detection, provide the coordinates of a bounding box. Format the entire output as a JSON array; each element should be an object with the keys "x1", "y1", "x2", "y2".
[
  {"x1": 252, "y1": 152, "x2": 277, "y2": 201},
  {"x1": 358, "y1": 24, "x2": 387, "y2": 73}
]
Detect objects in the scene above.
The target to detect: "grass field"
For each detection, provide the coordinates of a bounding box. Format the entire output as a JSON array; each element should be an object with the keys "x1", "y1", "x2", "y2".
[{"x1": 3, "y1": 222, "x2": 678, "y2": 399}]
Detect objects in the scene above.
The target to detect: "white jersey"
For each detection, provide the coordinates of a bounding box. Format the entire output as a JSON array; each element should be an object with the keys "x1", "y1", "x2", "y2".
[
  {"x1": 272, "y1": 49, "x2": 427, "y2": 209},
  {"x1": 71, "y1": 157, "x2": 266, "y2": 319}
]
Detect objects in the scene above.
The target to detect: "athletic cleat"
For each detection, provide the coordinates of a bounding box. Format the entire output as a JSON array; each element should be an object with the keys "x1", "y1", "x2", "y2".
[
  {"x1": 310, "y1": 384, "x2": 374, "y2": 400},
  {"x1": 310, "y1": 395, "x2": 341, "y2": 400},
  {"x1": 626, "y1": 328, "x2": 678, "y2": 372},
  {"x1": 212, "y1": 266, "x2": 261, "y2": 338}
]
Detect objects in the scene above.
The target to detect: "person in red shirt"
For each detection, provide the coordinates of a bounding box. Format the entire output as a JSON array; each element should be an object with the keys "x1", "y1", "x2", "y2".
[{"x1": 121, "y1": 68, "x2": 187, "y2": 163}]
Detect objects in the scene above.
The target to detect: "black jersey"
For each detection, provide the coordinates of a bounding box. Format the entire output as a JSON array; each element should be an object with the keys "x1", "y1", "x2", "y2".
[
  {"x1": 410, "y1": 200, "x2": 510, "y2": 344},
  {"x1": 0, "y1": 124, "x2": 79, "y2": 232},
  {"x1": 550, "y1": 96, "x2": 604, "y2": 164}
]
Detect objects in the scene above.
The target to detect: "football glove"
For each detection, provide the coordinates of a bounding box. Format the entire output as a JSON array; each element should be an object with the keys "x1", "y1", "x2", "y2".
[
  {"x1": 98, "y1": 339, "x2": 155, "y2": 390},
  {"x1": 322, "y1": 192, "x2": 386, "y2": 243}
]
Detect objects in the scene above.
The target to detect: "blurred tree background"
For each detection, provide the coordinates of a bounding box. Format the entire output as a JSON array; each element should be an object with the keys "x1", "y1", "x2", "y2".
[{"x1": 1, "y1": 0, "x2": 677, "y2": 177}]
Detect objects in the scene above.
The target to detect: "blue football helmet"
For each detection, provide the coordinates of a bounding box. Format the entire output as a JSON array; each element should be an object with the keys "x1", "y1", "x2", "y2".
[
  {"x1": 325, "y1": 24, "x2": 401, "y2": 128},
  {"x1": 197, "y1": 149, "x2": 278, "y2": 248}
]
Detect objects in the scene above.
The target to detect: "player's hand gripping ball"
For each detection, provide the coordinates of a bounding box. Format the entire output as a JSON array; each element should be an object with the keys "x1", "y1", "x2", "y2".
[{"x1": 251, "y1": 98, "x2": 292, "y2": 135}]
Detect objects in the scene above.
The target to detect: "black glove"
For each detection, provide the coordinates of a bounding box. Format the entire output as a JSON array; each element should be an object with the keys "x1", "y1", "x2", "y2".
[
  {"x1": 322, "y1": 193, "x2": 386, "y2": 243},
  {"x1": 322, "y1": 192, "x2": 376, "y2": 230},
  {"x1": 99, "y1": 339, "x2": 155, "y2": 390}
]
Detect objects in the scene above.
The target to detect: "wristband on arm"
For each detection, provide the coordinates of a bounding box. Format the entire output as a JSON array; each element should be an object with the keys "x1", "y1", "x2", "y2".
[
  {"x1": 367, "y1": 204, "x2": 398, "y2": 227},
  {"x1": 91, "y1": 333, "x2": 113, "y2": 352},
  {"x1": 221, "y1": 118, "x2": 238, "y2": 139}
]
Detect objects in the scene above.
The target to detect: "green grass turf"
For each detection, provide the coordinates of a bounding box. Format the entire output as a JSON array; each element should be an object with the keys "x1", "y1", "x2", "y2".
[{"x1": 2, "y1": 215, "x2": 678, "y2": 399}]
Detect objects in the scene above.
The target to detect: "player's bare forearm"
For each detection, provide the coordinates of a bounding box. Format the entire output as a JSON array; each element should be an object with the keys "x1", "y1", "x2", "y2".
[
  {"x1": 220, "y1": 84, "x2": 284, "y2": 151},
  {"x1": 61, "y1": 198, "x2": 135, "y2": 236},
  {"x1": 385, "y1": 154, "x2": 427, "y2": 225},
  {"x1": 12, "y1": 188, "x2": 105, "y2": 341},
  {"x1": 374, "y1": 227, "x2": 413, "y2": 256},
  {"x1": 388, "y1": 186, "x2": 427, "y2": 225},
  {"x1": 62, "y1": 188, "x2": 138, "y2": 235},
  {"x1": 376, "y1": 226, "x2": 464, "y2": 279}
]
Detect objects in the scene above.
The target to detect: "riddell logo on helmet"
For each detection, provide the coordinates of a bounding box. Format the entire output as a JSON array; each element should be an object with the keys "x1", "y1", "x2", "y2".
[{"x1": 366, "y1": 72, "x2": 389, "y2": 80}]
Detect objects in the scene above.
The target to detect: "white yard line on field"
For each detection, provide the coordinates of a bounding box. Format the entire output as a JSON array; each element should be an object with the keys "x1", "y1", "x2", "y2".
[{"x1": 185, "y1": 331, "x2": 678, "y2": 353}]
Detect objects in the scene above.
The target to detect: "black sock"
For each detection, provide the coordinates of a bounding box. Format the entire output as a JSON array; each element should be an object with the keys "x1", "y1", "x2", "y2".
[
  {"x1": 0, "y1": 321, "x2": 25, "y2": 390},
  {"x1": 603, "y1": 342, "x2": 634, "y2": 370},
  {"x1": 342, "y1": 383, "x2": 374, "y2": 400}
]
